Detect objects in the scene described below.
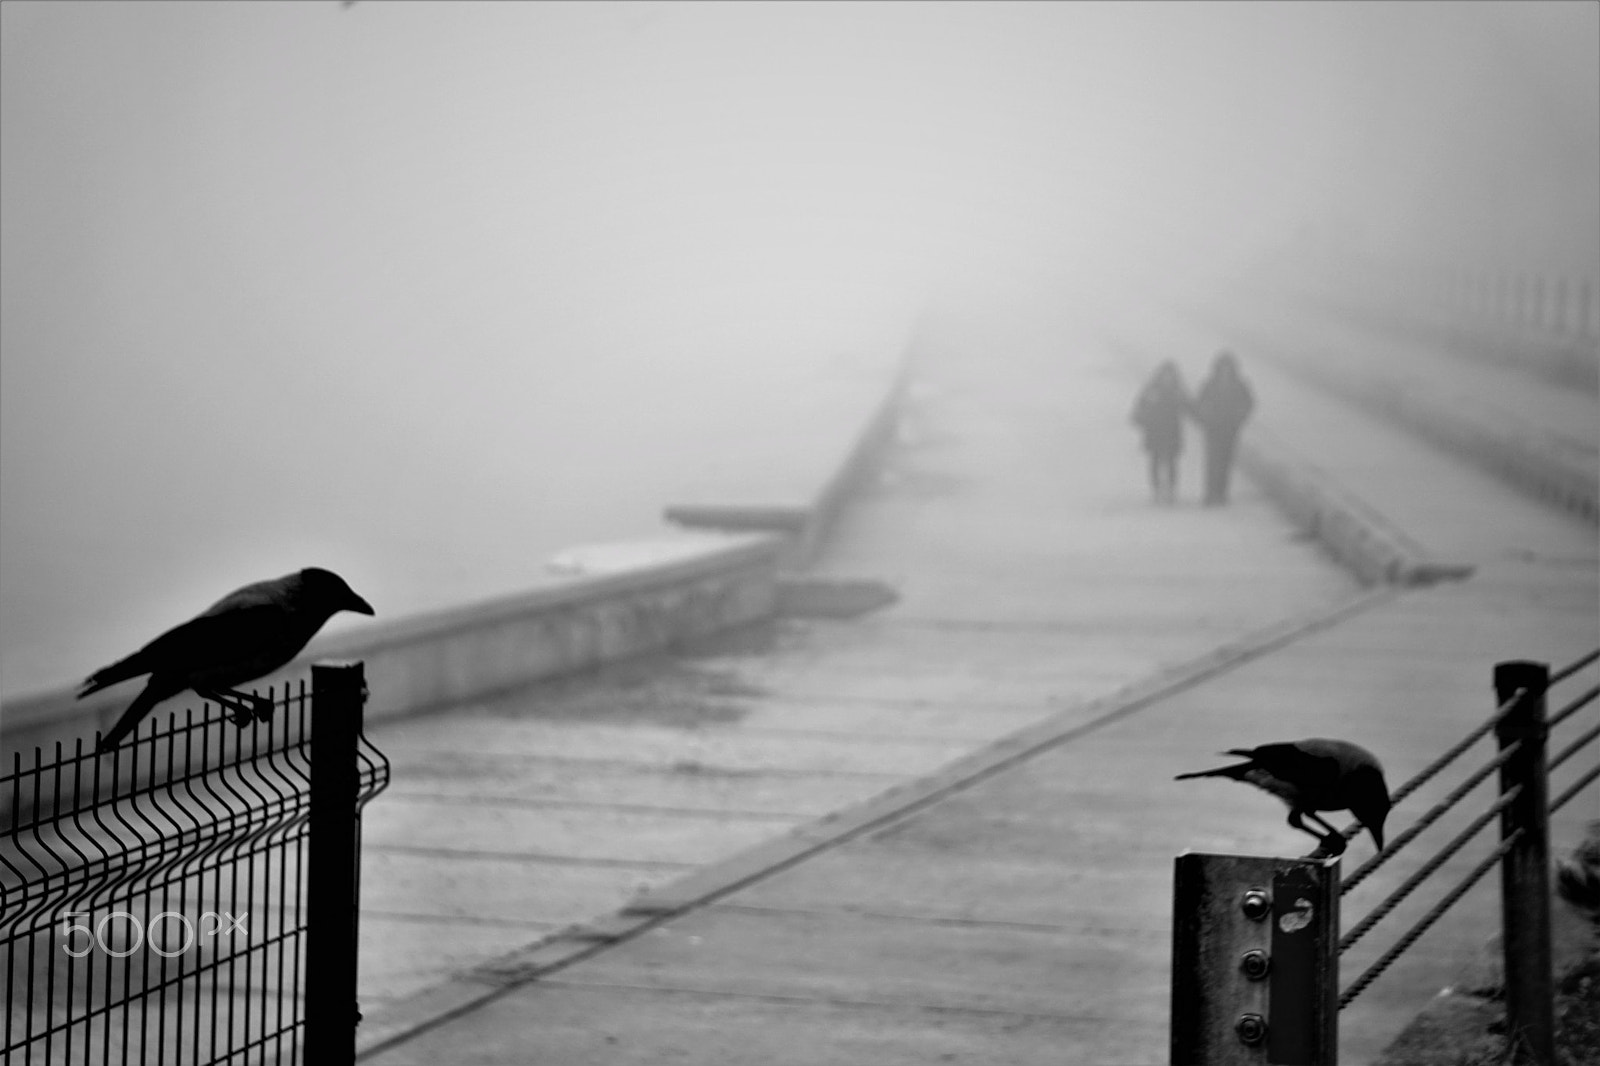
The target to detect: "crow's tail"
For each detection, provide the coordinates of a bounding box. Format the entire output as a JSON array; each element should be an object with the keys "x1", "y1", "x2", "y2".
[
  {"x1": 79, "y1": 652, "x2": 150, "y2": 699},
  {"x1": 96, "y1": 683, "x2": 170, "y2": 754}
]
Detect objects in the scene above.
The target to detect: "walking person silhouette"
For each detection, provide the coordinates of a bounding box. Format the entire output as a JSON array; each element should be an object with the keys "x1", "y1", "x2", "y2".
[
  {"x1": 1190, "y1": 350, "x2": 1255, "y2": 506},
  {"x1": 1130, "y1": 360, "x2": 1188, "y2": 504}
]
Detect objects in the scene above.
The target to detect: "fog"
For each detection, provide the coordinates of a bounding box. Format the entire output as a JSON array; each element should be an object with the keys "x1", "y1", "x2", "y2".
[{"x1": 2, "y1": 1, "x2": 1595, "y2": 699}]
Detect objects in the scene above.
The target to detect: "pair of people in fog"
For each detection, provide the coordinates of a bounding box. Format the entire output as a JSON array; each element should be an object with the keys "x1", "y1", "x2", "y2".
[{"x1": 1130, "y1": 351, "x2": 1254, "y2": 505}]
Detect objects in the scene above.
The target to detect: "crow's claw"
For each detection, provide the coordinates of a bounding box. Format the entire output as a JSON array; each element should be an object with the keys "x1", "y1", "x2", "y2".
[{"x1": 1305, "y1": 832, "x2": 1347, "y2": 860}]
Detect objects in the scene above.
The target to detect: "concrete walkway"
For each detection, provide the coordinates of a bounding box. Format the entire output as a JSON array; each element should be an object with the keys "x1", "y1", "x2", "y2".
[
  {"x1": 354, "y1": 296, "x2": 1352, "y2": 1016},
  {"x1": 360, "y1": 291, "x2": 1597, "y2": 1064}
]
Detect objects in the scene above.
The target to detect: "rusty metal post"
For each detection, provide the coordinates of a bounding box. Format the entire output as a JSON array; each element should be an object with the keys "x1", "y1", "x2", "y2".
[
  {"x1": 1493, "y1": 660, "x2": 1554, "y2": 1066},
  {"x1": 1171, "y1": 853, "x2": 1338, "y2": 1064},
  {"x1": 304, "y1": 661, "x2": 366, "y2": 1066}
]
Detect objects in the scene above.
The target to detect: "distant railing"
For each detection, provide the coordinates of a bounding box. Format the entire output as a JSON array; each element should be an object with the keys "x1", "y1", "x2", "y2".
[
  {"x1": 1, "y1": 662, "x2": 388, "y2": 1066},
  {"x1": 1305, "y1": 257, "x2": 1600, "y2": 392},
  {"x1": 1429, "y1": 270, "x2": 1600, "y2": 345},
  {"x1": 1171, "y1": 648, "x2": 1599, "y2": 1065}
]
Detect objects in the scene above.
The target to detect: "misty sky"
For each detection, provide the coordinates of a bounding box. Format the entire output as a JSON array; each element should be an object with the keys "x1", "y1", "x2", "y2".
[{"x1": 2, "y1": 1, "x2": 1596, "y2": 700}]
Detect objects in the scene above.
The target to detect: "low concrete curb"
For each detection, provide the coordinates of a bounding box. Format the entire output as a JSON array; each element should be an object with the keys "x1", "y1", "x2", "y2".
[
  {"x1": 1107, "y1": 341, "x2": 1473, "y2": 589},
  {"x1": 1235, "y1": 425, "x2": 1473, "y2": 587},
  {"x1": 354, "y1": 585, "x2": 1395, "y2": 1060},
  {"x1": 1196, "y1": 304, "x2": 1598, "y2": 528},
  {"x1": 1249, "y1": 345, "x2": 1597, "y2": 528}
]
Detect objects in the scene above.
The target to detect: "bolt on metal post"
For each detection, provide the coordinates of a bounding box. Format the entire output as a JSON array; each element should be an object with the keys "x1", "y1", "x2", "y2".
[{"x1": 1171, "y1": 853, "x2": 1338, "y2": 1065}]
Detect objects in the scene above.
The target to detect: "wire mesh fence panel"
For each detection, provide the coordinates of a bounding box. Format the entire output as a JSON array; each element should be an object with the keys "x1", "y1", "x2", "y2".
[{"x1": 2, "y1": 666, "x2": 388, "y2": 1066}]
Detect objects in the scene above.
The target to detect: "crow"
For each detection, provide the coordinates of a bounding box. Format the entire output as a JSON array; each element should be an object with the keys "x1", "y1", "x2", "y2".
[
  {"x1": 1175, "y1": 738, "x2": 1390, "y2": 857},
  {"x1": 81, "y1": 568, "x2": 374, "y2": 754}
]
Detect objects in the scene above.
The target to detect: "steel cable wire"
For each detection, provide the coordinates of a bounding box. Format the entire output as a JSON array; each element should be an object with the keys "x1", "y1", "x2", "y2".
[
  {"x1": 1336, "y1": 648, "x2": 1592, "y2": 855},
  {"x1": 1549, "y1": 718, "x2": 1600, "y2": 772},
  {"x1": 1551, "y1": 761, "x2": 1600, "y2": 814},
  {"x1": 1550, "y1": 648, "x2": 1599, "y2": 685},
  {"x1": 1340, "y1": 784, "x2": 1520, "y2": 954},
  {"x1": 1342, "y1": 739, "x2": 1522, "y2": 894},
  {"x1": 1339, "y1": 828, "x2": 1522, "y2": 1010},
  {"x1": 1334, "y1": 650, "x2": 1596, "y2": 1010},
  {"x1": 1547, "y1": 684, "x2": 1598, "y2": 729},
  {"x1": 1337, "y1": 687, "x2": 1524, "y2": 856}
]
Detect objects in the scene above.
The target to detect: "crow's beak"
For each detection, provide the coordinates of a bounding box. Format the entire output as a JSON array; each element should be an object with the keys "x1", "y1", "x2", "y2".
[
  {"x1": 1369, "y1": 823, "x2": 1385, "y2": 853},
  {"x1": 348, "y1": 593, "x2": 375, "y2": 616}
]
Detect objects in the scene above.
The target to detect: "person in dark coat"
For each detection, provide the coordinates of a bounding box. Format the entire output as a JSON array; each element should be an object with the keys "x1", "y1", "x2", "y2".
[
  {"x1": 1190, "y1": 350, "x2": 1255, "y2": 506},
  {"x1": 1130, "y1": 360, "x2": 1188, "y2": 504}
]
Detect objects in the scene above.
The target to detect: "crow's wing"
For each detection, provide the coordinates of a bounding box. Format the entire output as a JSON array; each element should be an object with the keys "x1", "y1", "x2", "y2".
[
  {"x1": 194, "y1": 575, "x2": 297, "y2": 617},
  {"x1": 1247, "y1": 743, "x2": 1345, "y2": 806},
  {"x1": 80, "y1": 599, "x2": 294, "y2": 696},
  {"x1": 1297, "y1": 737, "x2": 1382, "y2": 776},
  {"x1": 79, "y1": 577, "x2": 296, "y2": 696}
]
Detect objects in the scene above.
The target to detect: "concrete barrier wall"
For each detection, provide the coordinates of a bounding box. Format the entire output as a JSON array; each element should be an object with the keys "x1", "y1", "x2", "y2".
[
  {"x1": 1, "y1": 531, "x2": 783, "y2": 767},
  {"x1": 2, "y1": 334, "x2": 917, "y2": 765}
]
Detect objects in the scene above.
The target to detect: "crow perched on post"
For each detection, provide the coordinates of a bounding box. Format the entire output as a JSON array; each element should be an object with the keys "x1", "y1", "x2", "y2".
[
  {"x1": 1175, "y1": 738, "x2": 1391, "y2": 857},
  {"x1": 80, "y1": 568, "x2": 374, "y2": 754}
]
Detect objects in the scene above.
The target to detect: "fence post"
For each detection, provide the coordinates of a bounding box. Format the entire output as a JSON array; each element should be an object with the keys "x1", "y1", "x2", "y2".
[
  {"x1": 1493, "y1": 660, "x2": 1554, "y2": 1066},
  {"x1": 305, "y1": 661, "x2": 366, "y2": 1066},
  {"x1": 1171, "y1": 853, "x2": 1338, "y2": 1064}
]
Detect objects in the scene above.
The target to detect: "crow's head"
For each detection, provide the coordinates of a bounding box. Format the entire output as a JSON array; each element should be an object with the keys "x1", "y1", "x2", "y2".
[
  {"x1": 1347, "y1": 763, "x2": 1391, "y2": 852},
  {"x1": 298, "y1": 568, "x2": 375, "y2": 617}
]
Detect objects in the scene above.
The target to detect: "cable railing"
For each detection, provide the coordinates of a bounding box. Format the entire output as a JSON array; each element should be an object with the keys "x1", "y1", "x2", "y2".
[
  {"x1": 1170, "y1": 649, "x2": 1599, "y2": 1064},
  {"x1": 1336, "y1": 653, "x2": 1599, "y2": 1038}
]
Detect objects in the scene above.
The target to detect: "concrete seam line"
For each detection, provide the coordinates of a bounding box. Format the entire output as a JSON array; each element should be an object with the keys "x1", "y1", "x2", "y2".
[{"x1": 354, "y1": 584, "x2": 1397, "y2": 1059}]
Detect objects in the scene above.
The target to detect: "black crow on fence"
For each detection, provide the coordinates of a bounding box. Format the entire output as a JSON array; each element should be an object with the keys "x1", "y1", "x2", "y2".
[
  {"x1": 81, "y1": 568, "x2": 374, "y2": 754},
  {"x1": 1175, "y1": 738, "x2": 1390, "y2": 857}
]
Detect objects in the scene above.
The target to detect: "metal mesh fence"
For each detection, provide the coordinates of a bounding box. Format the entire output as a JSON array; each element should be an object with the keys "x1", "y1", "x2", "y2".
[{"x1": 2, "y1": 673, "x2": 388, "y2": 1065}]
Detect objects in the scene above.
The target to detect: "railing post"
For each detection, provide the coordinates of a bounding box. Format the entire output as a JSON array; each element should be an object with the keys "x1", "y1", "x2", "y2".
[
  {"x1": 305, "y1": 661, "x2": 366, "y2": 1066},
  {"x1": 1171, "y1": 853, "x2": 1338, "y2": 1064},
  {"x1": 1493, "y1": 660, "x2": 1554, "y2": 1066}
]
